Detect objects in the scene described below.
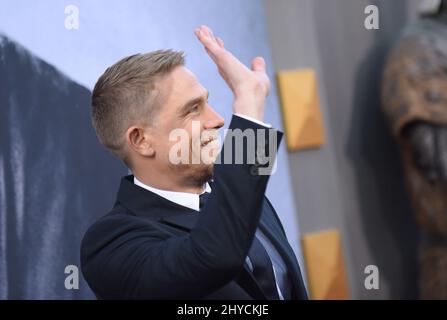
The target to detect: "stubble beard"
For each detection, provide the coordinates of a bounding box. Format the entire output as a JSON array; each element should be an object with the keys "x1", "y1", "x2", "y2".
[{"x1": 168, "y1": 136, "x2": 216, "y2": 189}]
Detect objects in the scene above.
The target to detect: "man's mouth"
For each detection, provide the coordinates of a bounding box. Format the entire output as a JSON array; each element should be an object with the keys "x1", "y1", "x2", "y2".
[{"x1": 201, "y1": 137, "x2": 215, "y2": 147}]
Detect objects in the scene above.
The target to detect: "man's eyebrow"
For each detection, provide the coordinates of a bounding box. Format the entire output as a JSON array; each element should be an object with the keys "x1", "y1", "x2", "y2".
[{"x1": 179, "y1": 91, "x2": 209, "y2": 115}]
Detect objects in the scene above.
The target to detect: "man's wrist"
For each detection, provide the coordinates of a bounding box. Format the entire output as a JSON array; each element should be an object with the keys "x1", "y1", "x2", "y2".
[{"x1": 232, "y1": 97, "x2": 265, "y2": 123}]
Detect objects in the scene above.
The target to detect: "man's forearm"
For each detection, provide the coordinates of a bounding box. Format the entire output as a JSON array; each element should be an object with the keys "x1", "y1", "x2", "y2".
[{"x1": 188, "y1": 115, "x2": 282, "y2": 276}]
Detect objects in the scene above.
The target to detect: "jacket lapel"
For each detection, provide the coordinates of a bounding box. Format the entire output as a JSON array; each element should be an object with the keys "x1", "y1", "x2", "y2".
[{"x1": 258, "y1": 202, "x2": 308, "y2": 299}]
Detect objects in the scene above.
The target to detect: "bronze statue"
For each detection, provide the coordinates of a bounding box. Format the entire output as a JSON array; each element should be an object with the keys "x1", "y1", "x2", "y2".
[{"x1": 382, "y1": 0, "x2": 447, "y2": 299}]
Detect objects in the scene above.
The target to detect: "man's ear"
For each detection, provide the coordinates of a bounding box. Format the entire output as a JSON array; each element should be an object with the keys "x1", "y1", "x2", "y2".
[{"x1": 125, "y1": 125, "x2": 155, "y2": 157}]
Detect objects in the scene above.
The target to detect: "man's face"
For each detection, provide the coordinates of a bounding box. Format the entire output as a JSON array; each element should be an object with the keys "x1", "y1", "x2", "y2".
[{"x1": 149, "y1": 66, "x2": 225, "y2": 187}]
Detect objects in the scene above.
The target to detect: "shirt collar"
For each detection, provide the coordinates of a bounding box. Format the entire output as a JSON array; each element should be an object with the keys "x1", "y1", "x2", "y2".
[{"x1": 133, "y1": 176, "x2": 211, "y2": 212}]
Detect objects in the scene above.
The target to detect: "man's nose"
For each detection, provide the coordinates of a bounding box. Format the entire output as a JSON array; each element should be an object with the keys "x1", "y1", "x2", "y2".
[{"x1": 203, "y1": 104, "x2": 225, "y2": 130}]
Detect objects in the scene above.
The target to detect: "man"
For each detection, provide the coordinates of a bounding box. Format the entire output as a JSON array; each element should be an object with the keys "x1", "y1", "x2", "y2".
[{"x1": 81, "y1": 25, "x2": 307, "y2": 300}]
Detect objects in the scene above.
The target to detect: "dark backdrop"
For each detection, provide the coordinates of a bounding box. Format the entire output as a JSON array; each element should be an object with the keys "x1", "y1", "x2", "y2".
[{"x1": 0, "y1": 34, "x2": 126, "y2": 299}]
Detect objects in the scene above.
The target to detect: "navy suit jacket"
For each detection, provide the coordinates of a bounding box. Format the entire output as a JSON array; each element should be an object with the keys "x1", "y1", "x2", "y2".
[{"x1": 80, "y1": 116, "x2": 308, "y2": 300}]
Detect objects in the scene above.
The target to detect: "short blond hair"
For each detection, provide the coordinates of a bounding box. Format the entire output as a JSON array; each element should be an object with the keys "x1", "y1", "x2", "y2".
[{"x1": 91, "y1": 50, "x2": 185, "y2": 166}]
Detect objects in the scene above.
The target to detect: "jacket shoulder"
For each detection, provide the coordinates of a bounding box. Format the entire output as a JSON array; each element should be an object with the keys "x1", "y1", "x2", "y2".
[{"x1": 80, "y1": 205, "x2": 161, "y2": 271}]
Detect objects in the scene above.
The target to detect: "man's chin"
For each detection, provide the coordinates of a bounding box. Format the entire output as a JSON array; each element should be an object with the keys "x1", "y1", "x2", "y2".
[
  {"x1": 199, "y1": 163, "x2": 214, "y2": 180},
  {"x1": 188, "y1": 163, "x2": 214, "y2": 187}
]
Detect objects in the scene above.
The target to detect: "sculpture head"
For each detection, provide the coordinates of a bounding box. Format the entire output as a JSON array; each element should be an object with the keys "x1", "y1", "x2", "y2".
[{"x1": 419, "y1": 0, "x2": 447, "y2": 23}]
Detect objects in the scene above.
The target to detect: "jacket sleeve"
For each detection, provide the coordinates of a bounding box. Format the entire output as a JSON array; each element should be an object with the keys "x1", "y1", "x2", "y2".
[{"x1": 81, "y1": 115, "x2": 283, "y2": 299}]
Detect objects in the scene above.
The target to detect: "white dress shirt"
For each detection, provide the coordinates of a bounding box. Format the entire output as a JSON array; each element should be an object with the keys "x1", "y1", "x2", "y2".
[{"x1": 134, "y1": 177, "x2": 211, "y2": 211}]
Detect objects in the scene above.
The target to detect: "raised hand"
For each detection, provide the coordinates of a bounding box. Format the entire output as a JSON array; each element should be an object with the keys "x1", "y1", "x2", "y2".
[{"x1": 194, "y1": 25, "x2": 270, "y2": 122}]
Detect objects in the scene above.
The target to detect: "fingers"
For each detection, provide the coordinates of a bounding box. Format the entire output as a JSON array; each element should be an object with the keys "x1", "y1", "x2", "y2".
[
  {"x1": 216, "y1": 37, "x2": 224, "y2": 49},
  {"x1": 251, "y1": 57, "x2": 266, "y2": 73},
  {"x1": 194, "y1": 25, "x2": 222, "y2": 56}
]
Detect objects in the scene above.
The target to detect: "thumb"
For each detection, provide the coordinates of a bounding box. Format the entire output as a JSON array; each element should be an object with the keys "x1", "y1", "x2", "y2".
[{"x1": 251, "y1": 56, "x2": 266, "y2": 73}]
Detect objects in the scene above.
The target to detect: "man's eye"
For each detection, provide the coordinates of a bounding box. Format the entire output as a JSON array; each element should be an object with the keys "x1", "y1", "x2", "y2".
[{"x1": 191, "y1": 105, "x2": 199, "y2": 113}]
